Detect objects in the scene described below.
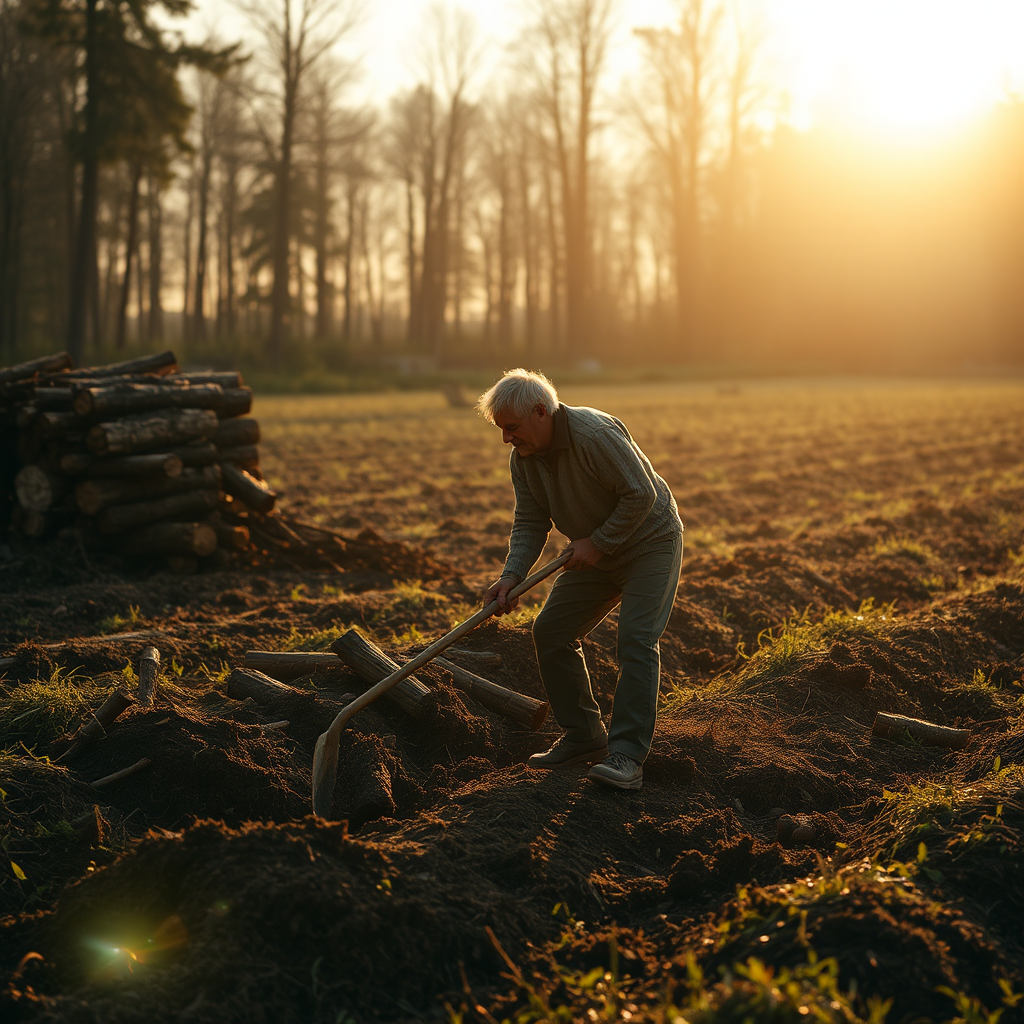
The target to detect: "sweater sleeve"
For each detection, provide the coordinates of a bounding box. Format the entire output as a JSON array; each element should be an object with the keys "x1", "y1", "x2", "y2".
[
  {"x1": 582, "y1": 427, "x2": 658, "y2": 554},
  {"x1": 502, "y1": 453, "x2": 552, "y2": 580}
]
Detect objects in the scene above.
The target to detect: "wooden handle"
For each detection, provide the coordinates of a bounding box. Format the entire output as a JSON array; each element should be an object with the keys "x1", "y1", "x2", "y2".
[{"x1": 323, "y1": 552, "x2": 570, "y2": 742}]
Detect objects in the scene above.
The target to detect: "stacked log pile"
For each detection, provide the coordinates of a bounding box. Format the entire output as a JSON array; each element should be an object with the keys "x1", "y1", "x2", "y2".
[{"x1": 0, "y1": 349, "x2": 277, "y2": 571}]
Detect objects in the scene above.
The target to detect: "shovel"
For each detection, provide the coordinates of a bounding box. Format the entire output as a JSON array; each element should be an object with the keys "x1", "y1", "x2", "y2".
[{"x1": 311, "y1": 551, "x2": 571, "y2": 817}]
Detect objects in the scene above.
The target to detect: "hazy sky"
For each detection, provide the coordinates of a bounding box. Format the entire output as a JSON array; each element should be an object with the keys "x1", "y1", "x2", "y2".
[{"x1": 191, "y1": 0, "x2": 1024, "y2": 137}]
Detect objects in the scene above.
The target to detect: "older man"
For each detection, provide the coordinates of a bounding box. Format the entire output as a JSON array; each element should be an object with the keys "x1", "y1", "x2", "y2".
[{"x1": 479, "y1": 368, "x2": 683, "y2": 791}]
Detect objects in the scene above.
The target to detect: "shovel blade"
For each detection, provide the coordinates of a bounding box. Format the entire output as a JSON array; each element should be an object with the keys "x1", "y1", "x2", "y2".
[{"x1": 311, "y1": 731, "x2": 339, "y2": 818}]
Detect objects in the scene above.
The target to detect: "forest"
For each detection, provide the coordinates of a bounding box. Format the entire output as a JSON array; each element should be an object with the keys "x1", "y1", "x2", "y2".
[{"x1": 2, "y1": 0, "x2": 1023, "y2": 377}]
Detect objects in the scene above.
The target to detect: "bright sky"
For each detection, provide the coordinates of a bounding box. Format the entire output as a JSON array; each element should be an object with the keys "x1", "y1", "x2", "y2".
[{"x1": 193, "y1": 0, "x2": 1024, "y2": 138}]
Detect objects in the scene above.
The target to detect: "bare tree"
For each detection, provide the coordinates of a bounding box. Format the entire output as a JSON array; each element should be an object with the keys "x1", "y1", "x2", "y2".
[
  {"x1": 236, "y1": 0, "x2": 362, "y2": 364},
  {"x1": 519, "y1": 0, "x2": 617, "y2": 359}
]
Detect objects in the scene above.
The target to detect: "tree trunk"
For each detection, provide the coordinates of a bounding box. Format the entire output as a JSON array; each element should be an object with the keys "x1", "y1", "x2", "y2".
[{"x1": 871, "y1": 712, "x2": 970, "y2": 749}]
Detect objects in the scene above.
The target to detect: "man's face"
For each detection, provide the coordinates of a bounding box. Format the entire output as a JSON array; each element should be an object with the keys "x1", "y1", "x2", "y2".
[{"x1": 494, "y1": 404, "x2": 554, "y2": 457}]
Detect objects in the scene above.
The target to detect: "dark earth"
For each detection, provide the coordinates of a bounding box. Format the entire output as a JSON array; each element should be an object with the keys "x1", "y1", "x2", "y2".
[{"x1": 1, "y1": 379, "x2": 1022, "y2": 1023}]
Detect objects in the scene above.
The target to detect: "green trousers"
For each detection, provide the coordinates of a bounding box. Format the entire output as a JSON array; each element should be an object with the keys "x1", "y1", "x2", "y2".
[{"x1": 532, "y1": 533, "x2": 683, "y2": 763}]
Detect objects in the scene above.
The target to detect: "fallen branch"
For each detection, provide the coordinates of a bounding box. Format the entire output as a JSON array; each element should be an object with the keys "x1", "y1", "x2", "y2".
[
  {"x1": 871, "y1": 711, "x2": 969, "y2": 749},
  {"x1": 91, "y1": 758, "x2": 152, "y2": 788}
]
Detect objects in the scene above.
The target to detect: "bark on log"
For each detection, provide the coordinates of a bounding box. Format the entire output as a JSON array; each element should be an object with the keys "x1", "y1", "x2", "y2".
[
  {"x1": 71, "y1": 688, "x2": 135, "y2": 745},
  {"x1": 121, "y1": 520, "x2": 218, "y2": 557},
  {"x1": 87, "y1": 408, "x2": 218, "y2": 456},
  {"x1": 15, "y1": 465, "x2": 69, "y2": 512},
  {"x1": 244, "y1": 651, "x2": 339, "y2": 680},
  {"x1": 35, "y1": 388, "x2": 74, "y2": 411},
  {"x1": 217, "y1": 444, "x2": 259, "y2": 469},
  {"x1": 64, "y1": 370, "x2": 241, "y2": 389},
  {"x1": 61, "y1": 451, "x2": 183, "y2": 479},
  {"x1": 0, "y1": 351, "x2": 73, "y2": 384},
  {"x1": 226, "y1": 667, "x2": 304, "y2": 704},
  {"x1": 871, "y1": 712, "x2": 970, "y2": 749},
  {"x1": 137, "y1": 646, "x2": 160, "y2": 705},
  {"x1": 56, "y1": 350, "x2": 177, "y2": 379},
  {"x1": 97, "y1": 488, "x2": 219, "y2": 533},
  {"x1": 34, "y1": 410, "x2": 79, "y2": 439},
  {"x1": 221, "y1": 462, "x2": 276, "y2": 514},
  {"x1": 434, "y1": 656, "x2": 548, "y2": 729},
  {"x1": 73, "y1": 382, "x2": 224, "y2": 417},
  {"x1": 214, "y1": 417, "x2": 260, "y2": 447},
  {"x1": 164, "y1": 371, "x2": 243, "y2": 388},
  {"x1": 447, "y1": 648, "x2": 502, "y2": 669},
  {"x1": 330, "y1": 631, "x2": 433, "y2": 719},
  {"x1": 167, "y1": 442, "x2": 218, "y2": 467},
  {"x1": 215, "y1": 388, "x2": 253, "y2": 418},
  {"x1": 76, "y1": 465, "x2": 221, "y2": 515}
]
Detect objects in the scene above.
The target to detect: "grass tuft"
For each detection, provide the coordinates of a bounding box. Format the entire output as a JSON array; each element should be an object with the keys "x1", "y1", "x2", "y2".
[{"x1": 0, "y1": 667, "x2": 102, "y2": 747}]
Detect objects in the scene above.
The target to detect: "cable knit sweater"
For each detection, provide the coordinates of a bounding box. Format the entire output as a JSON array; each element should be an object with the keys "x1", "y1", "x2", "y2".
[{"x1": 502, "y1": 404, "x2": 683, "y2": 581}]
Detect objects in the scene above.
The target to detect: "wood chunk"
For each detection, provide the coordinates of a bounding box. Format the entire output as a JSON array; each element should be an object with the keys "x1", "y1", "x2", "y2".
[
  {"x1": 69, "y1": 688, "x2": 135, "y2": 747},
  {"x1": 331, "y1": 630, "x2": 432, "y2": 718},
  {"x1": 434, "y1": 656, "x2": 548, "y2": 729},
  {"x1": 215, "y1": 388, "x2": 253, "y2": 418},
  {"x1": 244, "y1": 651, "x2": 339, "y2": 680},
  {"x1": 120, "y1": 520, "x2": 218, "y2": 557},
  {"x1": 217, "y1": 444, "x2": 259, "y2": 469},
  {"x1": 214, "y1": 417, "x2": 260, "y2": 447},
  {"x1": 87, "y1": 408, "x2": 218, "y2": 456},
  {"x1": 61, "y1": 451, "x2": 183, "y2": 479},
  {"x1": 871, "y1": 711, "x2": 970, "y2": 749},
  {"x1": 73, "y1": 382, "x2": 225, "y2": 417},
  {"x1": 167, "y1": 442, "x2": 218, "y2": 467},
  {"x1": 76, "y1": 465, "x2": 220, "y2": 515},
  {"x1": 137, "y1": 646, "x2": 160, "y2": 705},
  {"x1": 221, "y1": 463, "x2": 276, "y2": 514},
  {"x1": 0, "y1": 351, "x2": 73, "y2": 384},
  {"x1": 15, "y1": 465, "x2": 69, "y2": 512},
  {"x1": 226, "y1": 667, "x2": 304, "y2": 704}
]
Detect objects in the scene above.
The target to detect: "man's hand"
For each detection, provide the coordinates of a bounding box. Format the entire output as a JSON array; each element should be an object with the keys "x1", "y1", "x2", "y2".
[
  {"x1": 563, "y1": 537, "x2": 603, "y2": 571},
  {"x1": 483, "y1": 576, "x2": 520, "y2": 615}
]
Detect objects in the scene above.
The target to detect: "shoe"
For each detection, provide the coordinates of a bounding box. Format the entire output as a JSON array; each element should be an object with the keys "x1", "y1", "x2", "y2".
[
  {"x1": 528, "y1": 732, "x2": 609, "y2": 767},
  {"x1": 587, "y1": 752, "x2": 643, "y2": 790}
]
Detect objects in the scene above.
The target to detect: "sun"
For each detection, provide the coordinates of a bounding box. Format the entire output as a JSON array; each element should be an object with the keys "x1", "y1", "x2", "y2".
[{"x1": 773, "y1": 0, "x2": 1024, "y2": 138}]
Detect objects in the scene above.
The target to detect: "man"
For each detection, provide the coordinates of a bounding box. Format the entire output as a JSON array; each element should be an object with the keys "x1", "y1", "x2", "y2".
[{"x1": 478, "y1": 368, "x2": 683, "y2": 791}]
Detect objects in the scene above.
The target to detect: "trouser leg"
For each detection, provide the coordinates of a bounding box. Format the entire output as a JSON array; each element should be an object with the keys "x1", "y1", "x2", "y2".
[
  {"x1": 532, "y1": 569, "x2": 621, "y2": 742},
  {"x1": 606, "y1": 534, "x2": 683, "y2": 763}
]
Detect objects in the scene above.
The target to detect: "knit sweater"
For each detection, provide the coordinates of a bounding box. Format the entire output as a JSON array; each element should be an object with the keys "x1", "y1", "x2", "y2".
[{"x1": 502, "y1": 404, "x2": 683, "y2": 581}]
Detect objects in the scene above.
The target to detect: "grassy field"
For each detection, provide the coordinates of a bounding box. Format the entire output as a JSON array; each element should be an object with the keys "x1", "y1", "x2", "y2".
[{"x1": 1, "y1": 378, "x2": 1023, "y2": 1024}]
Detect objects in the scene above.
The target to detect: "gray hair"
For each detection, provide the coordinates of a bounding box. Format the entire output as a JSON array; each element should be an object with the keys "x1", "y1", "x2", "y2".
[{"x1": 476, "y1": 368, "x2": 560, "y2": 424}]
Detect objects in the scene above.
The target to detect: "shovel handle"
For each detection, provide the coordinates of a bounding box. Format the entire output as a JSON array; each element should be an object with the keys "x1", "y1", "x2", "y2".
[{"x1": 323, "y1": 551, "x2": 571, "y2": 742}]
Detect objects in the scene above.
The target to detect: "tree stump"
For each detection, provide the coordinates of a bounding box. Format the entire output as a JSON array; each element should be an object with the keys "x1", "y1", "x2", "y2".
[{"x1": 137, "y1": 647, "x2": 160, "y2": 705}]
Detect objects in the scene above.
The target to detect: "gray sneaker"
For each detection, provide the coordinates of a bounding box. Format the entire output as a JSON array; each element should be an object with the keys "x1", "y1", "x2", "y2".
[
  {"x1": 528, "y1": 732, "x2": 609, "y2": 768},
  {"x1": 587, "y1": 751, "x2": 643, "y2": 790}
]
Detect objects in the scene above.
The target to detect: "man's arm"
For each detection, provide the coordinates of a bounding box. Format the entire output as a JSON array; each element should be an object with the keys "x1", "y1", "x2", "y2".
[{"x1": 501, "y1": 455, "x2": 551, "y2": 581}]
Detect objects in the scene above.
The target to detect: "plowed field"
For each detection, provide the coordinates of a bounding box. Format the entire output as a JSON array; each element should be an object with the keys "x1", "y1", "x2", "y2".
[{"x1": 1, "y1": 379, "x2": 1023, "y2": 1024}]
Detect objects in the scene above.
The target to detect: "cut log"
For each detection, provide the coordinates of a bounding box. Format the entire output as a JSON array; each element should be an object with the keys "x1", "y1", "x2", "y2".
[
  {"x1": 221, "y1": 462, "x2": 276, "y2": 514},
  {"x1": 214, "y1": 417, "x2": 260, "y2": 447},
  {"x1": 434, "y1": 656, "x2": 548, "y2": 729},
  {"x1": 15, "y1": 465, "x2": 69, "y2": 512},
  {"x1": 137, "y1": 646, "x2": 160, "y2": 705},
  {"x1": 226, "y1": 667, "x2": 304, "y2": 704},
  {"x1": 73, "y1": 382, "x2": 224, "y2": 418},
  {"x1": 87, "y1": 408, "x2": 218, "y2": 456},
  {"x1": 91, "y1": 758, "x2": 152, "y2": 788},
  {"x1": 244, "y1": 651, "x2": 339, "y2": 680},
  {"x1": 61, "y1": 451, "x2": 183, "y2": 479},
  {"x1": 871, "y1": 712, "x2": 970, "y2": 749},
  {"x1": 217, "y1": 444, "x2": 259, "y2": 469},
  {"x1": 69, "y1": 688, "x2": 135, "y2": 747},
  {"x1": 34, "y1": 410, "x2": 79, "y2": 439},
  {"x1": 76, "y1": 465, "x2": 221, "y2": 515},
  {"x1": 164, "y1": 371, "x2": 243, "y2": 388},
  {"x1": 168, "y1": 442, "x2": 218, "y2": 467},
  {"x1": 97, "y1": 488, "x2": 220, "y2": 533},
  {"x1": 331, "y1": 630, "x2": 432, "y2": 719},
  {"x1": 120, "y1": 519, "x2": 218, "y2": 557},
  {"x1": 56, "y1": 350, "x2": 177, "y2": 379},
  {"x1": 0, "y1": 351, "x2": 73, "y2": 384},
  {"x1": 215, "y1": 388, "x2": 253, "y2": 418},
  {"x1": 207, "y1": 512, "x2": 250, "y2": 550},
  {"x1": 35, "y1": 387, "x2": 74, "y2": 411}
]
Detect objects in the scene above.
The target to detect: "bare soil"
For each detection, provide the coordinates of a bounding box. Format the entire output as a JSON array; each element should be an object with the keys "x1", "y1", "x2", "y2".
[{"x1": 1, "y1": 380, "x2": 1022, "y2": 1023}]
